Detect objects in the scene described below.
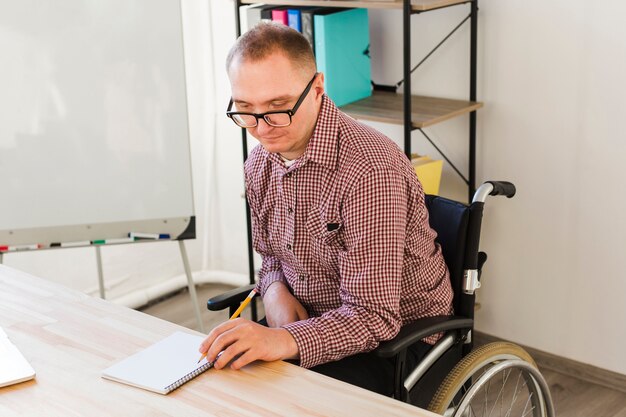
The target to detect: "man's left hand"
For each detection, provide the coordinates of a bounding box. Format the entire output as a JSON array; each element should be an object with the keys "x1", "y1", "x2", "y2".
[{"x1": 199, "y1": 318, "x2": 299, "y2": 370}]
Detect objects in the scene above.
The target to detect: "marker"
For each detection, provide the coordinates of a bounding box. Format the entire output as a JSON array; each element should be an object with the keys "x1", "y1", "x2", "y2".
[
  {"x1": 0, "y1": 244, "x2": 44, "y2": 252},
  {"x1": 128, "y1": 232, "x2": 171, "y2": 240},
  {"x1": 51, "y1": 241, "x2": 92, "y2": 248},
  {"x1": 92, "y1": 237, "x2": 135, "y2": 245}
]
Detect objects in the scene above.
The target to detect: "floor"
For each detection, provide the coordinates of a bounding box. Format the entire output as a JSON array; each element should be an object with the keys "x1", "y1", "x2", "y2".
[{"x1": 139, "y1": 284, "x2": 626, "y2": 417}]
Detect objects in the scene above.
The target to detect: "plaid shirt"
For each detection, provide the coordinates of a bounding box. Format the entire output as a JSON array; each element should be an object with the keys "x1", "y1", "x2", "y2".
[{"x1": 245, "y1": 95, "x2": 453, "y2": 368}]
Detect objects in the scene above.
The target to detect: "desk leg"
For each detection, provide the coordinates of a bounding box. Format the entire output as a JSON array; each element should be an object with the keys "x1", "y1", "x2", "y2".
[
  {"x1": 95, "y1": 246, "x2": 105, "y2": 299},
  {"x1": 0, "y1": 252, "x2": 3, "y2": 264},
  {"x1": 179, "y1": 240, "x2": 205, "y2": 333}
]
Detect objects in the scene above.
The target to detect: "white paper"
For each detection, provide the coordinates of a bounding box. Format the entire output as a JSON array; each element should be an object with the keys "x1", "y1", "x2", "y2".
[
  {"x1": 0, "y1": 327, "x2": 36, "y2": 388},
  {"x1": 102, "y1": 331, "x2": 212, "y2": 394}
]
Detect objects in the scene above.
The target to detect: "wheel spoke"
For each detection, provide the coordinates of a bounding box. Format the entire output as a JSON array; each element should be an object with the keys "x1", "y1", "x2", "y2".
[
  {"x1": 521, "y1": 392, "x2": 535, "y2": 417},
  {"x1": 487, "y1": 368, "x2": 511, "y2": 417},
  {"x1": 504, "y1": 370, "x2": 523, "y2": 417},
  {"x1": 483, "y1": 372, "x2": 491, "y2": 417},
  {"x1": 500, "y1": 370, "x2": 504, "y2": 417}
]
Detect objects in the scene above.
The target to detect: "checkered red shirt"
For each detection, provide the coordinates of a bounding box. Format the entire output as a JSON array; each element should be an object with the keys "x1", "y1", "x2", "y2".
[{"x1": 245, "y1": 95, "x2": 453, "y2": 368}]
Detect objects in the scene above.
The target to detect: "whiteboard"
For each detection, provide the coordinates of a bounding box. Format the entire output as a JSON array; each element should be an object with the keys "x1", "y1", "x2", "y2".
[{"x1": 0, "y1": 0, "x2": 195, "y2": 247}]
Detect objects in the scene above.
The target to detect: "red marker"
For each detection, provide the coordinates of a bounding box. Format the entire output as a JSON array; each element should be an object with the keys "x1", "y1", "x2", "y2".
[{"x1": 0, "y1": 244, "x2": 43, "y2": 252}]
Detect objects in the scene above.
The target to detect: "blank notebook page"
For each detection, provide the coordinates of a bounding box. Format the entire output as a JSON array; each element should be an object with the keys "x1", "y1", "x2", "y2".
[{"x1": 102, "y1": 331, "x2": 212, "y2": 394}]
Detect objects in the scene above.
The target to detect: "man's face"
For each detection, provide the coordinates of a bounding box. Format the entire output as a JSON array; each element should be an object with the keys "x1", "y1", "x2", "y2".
[{"x1": 228, "y1": 52, "x2": 324, "y2": 160}]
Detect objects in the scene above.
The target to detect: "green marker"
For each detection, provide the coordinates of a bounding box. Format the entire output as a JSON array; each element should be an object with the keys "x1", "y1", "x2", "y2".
[{"x1": 92, "y1": 237, "x2": 135, "y2": 245}]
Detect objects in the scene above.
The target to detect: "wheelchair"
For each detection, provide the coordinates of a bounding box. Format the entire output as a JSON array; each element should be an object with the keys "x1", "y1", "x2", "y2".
[{"x1": 207, "y1": 181, "x2": 555, "y2": 417}]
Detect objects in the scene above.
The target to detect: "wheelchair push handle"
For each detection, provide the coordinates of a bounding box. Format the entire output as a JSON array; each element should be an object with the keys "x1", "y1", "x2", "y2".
[
  {"x1": 487, "y1": 181, "x2": 516, "y2": 198},
  {"x1": 472, "y1": 181, "x2": 516, "y2": 203}
]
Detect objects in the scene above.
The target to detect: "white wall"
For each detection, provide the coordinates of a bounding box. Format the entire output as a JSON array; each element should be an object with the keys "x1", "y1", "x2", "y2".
[
  {"x1": 475, "y1": 0, "x2": 626, "y2": 375},
  {"x1": 4, "y1": 0, "x2": 626, "y2": 375}
]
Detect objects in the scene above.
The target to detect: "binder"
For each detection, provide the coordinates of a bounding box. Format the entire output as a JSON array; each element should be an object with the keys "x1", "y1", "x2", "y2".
[
  {"x1": 239, "y1": 4, "x2": 253, "y2": 32},
  {"x1": 314, "y1": 8, "x2": 371, "y2": 106},
  {"x1": 102, "y1": 332, "x2": 212, "y2": 395},
  {"x1": 261, "y1": 6, "x2": 274, "y2": 22},
  {"x1": 287, "y1": 9, "x2": 302, "y2": 32},
  {"x1": 271, "y1": 8, "x2": 289, "y2": 25},
  {"x1": 301, "y1": 7, "x2": 329, "y2": 52},
  {"x1": 243, "y1": 5, "x2": 275, "y2": 32}
]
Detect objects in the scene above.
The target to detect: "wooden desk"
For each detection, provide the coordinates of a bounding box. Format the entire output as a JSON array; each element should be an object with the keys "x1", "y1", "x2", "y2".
[{"x1": 0, "y1": 265, "x2": 438, "y2": 417}]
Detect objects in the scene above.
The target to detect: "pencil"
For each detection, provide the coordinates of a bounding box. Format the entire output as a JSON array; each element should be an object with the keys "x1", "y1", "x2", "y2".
[{"x1": 197, "y1": 288, "x2": 257, "y2": 363}]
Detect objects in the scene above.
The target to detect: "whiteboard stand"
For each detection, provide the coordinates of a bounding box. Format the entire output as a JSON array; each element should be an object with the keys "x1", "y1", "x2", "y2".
[
  {"x1": 91, "y1": 242, "x2": 205, "y2": 333},
  {"x1": 95, "y1": 246, "x2": 106, "y2": 299},
  {"x1": 179, "y1": 241, "x2": 205, "y2": 333}
]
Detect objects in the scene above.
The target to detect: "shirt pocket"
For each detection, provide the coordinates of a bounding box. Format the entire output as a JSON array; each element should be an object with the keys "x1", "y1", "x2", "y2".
[{"x1": 305, "y1": 205, "x2": 345, "y2": 269}]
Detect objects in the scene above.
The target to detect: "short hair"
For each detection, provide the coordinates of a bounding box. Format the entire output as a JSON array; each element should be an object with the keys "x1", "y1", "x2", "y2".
[{"x1": 226, "y1": 22, "x2": 316, "y2": 76}]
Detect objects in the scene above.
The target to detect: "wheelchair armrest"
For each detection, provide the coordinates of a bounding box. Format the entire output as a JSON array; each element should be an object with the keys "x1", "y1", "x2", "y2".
[
  {"x1": 206, "y1": 284, "x2": 256, "y2": 311},
  {"x1": 374, "y1": 315, "x2": 473, "y2": 358}
]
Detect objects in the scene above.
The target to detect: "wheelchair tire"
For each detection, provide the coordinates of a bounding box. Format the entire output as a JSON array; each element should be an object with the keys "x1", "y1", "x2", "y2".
[{"x1": 427, "y1": 342, "x2": 554, "y2": 417}]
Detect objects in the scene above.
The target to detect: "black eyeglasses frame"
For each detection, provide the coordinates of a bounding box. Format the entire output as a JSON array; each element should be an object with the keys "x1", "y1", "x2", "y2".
[{"x1": 226, "y1": 73, "x2": 318, "y2": 128}]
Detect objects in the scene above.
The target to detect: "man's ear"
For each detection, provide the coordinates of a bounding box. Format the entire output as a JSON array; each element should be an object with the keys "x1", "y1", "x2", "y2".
[{"x1": 314, "y1": 72, "x2": 325, "y2": 99}]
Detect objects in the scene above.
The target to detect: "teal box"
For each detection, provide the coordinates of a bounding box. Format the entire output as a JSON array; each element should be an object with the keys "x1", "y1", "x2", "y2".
[{"x1": 314, "y1": 9, "x2": 371, "y2": 107}]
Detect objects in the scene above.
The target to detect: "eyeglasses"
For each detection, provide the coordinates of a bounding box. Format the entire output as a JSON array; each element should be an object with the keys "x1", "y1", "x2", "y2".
[{"x1": 226, "y1": 73, "x2": 318, "y2": 128}]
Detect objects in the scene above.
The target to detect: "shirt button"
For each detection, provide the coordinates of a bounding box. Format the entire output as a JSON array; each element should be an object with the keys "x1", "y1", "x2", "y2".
[
  {"x1": 286, "y1": 244, "x2": 292, "y2": 251},
  {"x1": 298, "y1": 274, "x2": 307, "y2": 281},
  {"x1": 287, "y1": 207, "x2": 293, "y2": 214},
  {"x1": 285, "y1": 173, "x2": 292, "y2": 178}
]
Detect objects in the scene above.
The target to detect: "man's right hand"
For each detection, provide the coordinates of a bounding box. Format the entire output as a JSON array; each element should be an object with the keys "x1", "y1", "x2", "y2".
[{"x1": 263, "y1": 281, "x2": 309, "y2": 328}]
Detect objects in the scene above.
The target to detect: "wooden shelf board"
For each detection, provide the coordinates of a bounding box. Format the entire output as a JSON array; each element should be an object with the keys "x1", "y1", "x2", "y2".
[
  {"x1": 240, "y1": 0, "x2": 470, "y2": 12},
  {"x1": 411, "y1": 0, "x2": 470, "y2": 10},
  {"x1": 340, "y1": 90, "x2": 483, "y2": 128}
]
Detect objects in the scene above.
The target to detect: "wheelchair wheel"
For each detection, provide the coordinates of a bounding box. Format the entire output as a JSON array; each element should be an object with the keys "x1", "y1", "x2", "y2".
[{"x1": 428, "y1": 342, "x2": 555, "y2": 417}]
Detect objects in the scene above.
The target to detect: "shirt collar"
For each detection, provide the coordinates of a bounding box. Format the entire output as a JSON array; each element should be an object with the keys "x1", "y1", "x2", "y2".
[
  {"x1": 264, "y1": 94, "x2": 340, "y2": 171},
  {"x1": 301, "y1": 95, "x2": 340, "y2": 171}
]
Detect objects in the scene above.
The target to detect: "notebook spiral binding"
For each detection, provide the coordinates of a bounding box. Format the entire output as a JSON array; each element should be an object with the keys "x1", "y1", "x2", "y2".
[{"x1": 164, "y1": 361, "x2": 213, "y2": 393}]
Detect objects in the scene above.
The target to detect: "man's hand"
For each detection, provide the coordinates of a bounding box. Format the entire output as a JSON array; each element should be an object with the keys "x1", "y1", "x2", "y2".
[
  {"x1": 263, "y1": 281, "x2": 309, "y2": 328},
  {"x1": 199, "y1": 318, "x2": 299, "y2": 370}
]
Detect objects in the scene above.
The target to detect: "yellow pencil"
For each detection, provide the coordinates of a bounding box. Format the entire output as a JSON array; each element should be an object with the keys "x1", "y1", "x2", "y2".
[{"x1": 197, "y1": 288, "x2": 257, "y2": 364}]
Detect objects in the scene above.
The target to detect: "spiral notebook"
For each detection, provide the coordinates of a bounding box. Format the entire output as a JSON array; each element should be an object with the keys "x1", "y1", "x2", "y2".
[{"x1": 102, "y1": 331, "x2": 212, "y2": 394}]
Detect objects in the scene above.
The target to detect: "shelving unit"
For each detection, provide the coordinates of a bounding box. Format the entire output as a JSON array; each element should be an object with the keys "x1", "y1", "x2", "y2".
[{"x1": 232, "y1": 0, "x2": 482, "y2": 291}]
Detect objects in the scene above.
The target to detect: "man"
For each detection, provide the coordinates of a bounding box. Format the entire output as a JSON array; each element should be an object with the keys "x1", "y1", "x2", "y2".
[{"x1": 199, "y1": 22, "x2": 452, "y2": 396}]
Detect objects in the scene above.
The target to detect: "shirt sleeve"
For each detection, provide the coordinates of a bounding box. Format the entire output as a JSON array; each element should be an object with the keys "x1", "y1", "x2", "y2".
[
  {"x1": 245, "y1": 175, "x2": 288, "y2": 296},
  {"x1": 256, "y1": 260, "x2": 287, "y2": 296},
  {"x1": 283, "y1": 167, "x2": 410, "y2": 368}
]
